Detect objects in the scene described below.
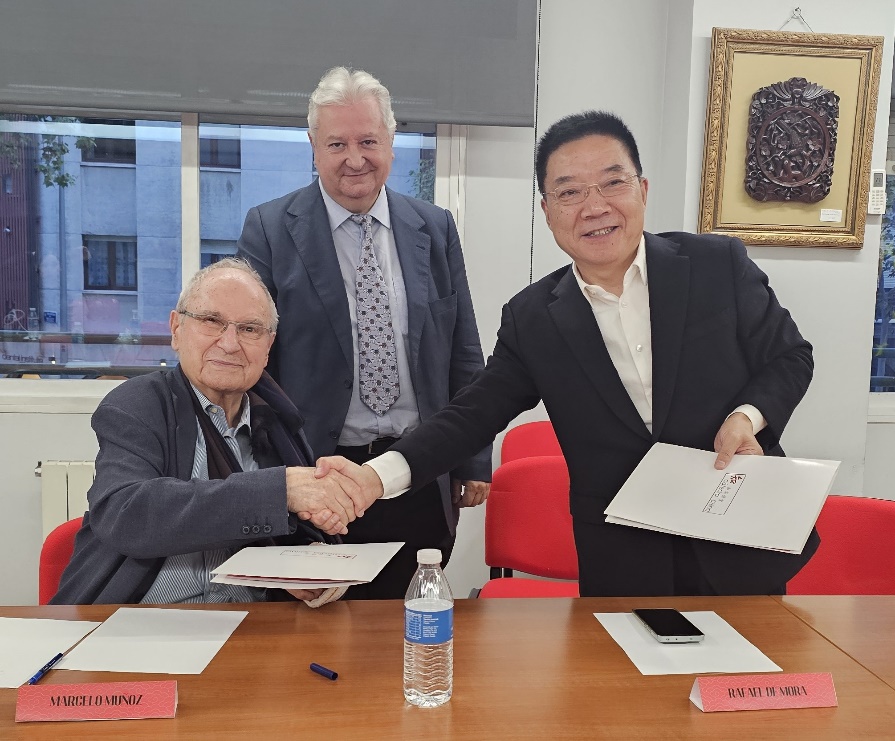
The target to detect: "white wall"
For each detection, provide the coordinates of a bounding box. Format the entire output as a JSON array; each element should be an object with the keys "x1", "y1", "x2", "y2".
[{"x1": 2, "y1": 0, "x2": 894, "y2": 603}]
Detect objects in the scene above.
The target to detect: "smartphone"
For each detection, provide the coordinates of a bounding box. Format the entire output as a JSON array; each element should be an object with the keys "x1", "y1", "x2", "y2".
[{"x1": 632, "y1": 608, "x2": 704, "y2": 644}]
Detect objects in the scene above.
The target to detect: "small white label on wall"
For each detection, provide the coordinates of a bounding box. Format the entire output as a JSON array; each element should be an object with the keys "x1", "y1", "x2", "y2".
[{"x1": 819, "y1": 209, "x2": 842, "y2": 222}]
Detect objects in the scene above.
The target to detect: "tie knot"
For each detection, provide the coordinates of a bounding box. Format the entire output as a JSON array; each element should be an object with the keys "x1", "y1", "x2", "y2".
[{"x1": 349, "y1": 214, "x2": 372, "y2": 228}]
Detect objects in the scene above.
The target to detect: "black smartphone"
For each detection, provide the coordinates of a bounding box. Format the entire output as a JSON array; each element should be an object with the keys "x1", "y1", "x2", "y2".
[{"x1": 632, "y1": 608, "x2": 705, "y2": 644}]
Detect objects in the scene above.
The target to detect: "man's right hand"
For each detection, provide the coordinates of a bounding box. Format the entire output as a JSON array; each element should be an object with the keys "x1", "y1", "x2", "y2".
[
  {"x1": 313, "y1": 455, "x2": 385, "y2": 513},
  {"x1": 285, "y1": 466, "x2": 365, "y2": 535}
]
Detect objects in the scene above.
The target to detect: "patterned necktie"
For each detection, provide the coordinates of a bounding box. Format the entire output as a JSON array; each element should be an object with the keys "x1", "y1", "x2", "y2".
[{"x1": 350, "y1": 214, "x2": 399, "y2": 415}]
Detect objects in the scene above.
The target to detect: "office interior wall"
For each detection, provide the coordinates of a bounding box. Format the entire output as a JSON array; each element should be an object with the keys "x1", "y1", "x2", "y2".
[{"x1": 1, "y1": 0, "x2": 894, "y2": 603}]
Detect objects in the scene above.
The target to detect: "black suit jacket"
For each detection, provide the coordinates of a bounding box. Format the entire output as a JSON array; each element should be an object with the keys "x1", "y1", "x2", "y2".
[{"x1": 393, "y1": 232, "x2": 818, "y2": 595}]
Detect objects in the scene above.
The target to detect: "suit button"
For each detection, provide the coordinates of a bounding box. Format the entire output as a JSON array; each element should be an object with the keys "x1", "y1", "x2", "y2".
[
  {"x1": 242, "y1": 526, "x2": 250, "y2": 535},
  {"x1": 329, "y1": 430, "x2": 339, "y2": 439},
  {"x1": 251, "y1": 525, "x2": 261, "y2": 534},
  {"x1": 344, "y1": 379, "x2": 352, "y2": 389},
  {"x1": 263, "y1": 525, "x2": 272, "y2": 534}
]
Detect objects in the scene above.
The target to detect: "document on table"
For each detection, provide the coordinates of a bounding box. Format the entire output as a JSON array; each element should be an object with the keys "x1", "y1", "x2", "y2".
[
  {"x1": 57, "y1": 608, "x2": 247, "y2": 674},
  {"x1": 0, "y1": 617, "x2": 100, "y2": 687},
  {"x1": 603, "y1": 443, "x2": 839, "y2": 553},
  {"x1": 211, "y1": 542, "x2": 404, "y2": 589},
  {"x1": 595, "y1": 611, "x2": 781, "y2": 675}
]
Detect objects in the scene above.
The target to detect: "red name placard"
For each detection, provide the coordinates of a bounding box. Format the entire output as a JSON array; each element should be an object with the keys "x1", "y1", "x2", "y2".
[
  {"x1": 16, "y1": 681, "x2": 177, "y2": 722},
  {"x1": 690, "y1": 673, "x2": 837, "y2": 712}
]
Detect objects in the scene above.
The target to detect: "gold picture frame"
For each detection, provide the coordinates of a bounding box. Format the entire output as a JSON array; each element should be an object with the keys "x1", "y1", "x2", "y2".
[{"x1": 698, "y1": 28, "x2": 884, "y2": 248}]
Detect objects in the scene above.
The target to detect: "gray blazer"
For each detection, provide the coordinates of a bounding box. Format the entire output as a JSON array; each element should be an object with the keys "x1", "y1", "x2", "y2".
[
  {"x1": 237, "y1": 182, "x2": 492, "y2": 533},
  {"x1": 52, "y1": 369, "x2": 303, "y2": 604}
]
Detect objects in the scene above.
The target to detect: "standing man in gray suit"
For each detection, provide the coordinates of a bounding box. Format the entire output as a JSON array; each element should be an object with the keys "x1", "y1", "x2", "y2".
[{"x1": 237, "y1": 67, "x2": 491, "y2": 598}]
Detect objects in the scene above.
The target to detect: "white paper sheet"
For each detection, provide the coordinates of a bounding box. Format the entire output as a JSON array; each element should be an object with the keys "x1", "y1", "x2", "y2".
[
  {"x1": 57, "y1": 608, "x2": 247, "y2": 675},
  {"x1": 211, "y1": 542, "x2": 404, "y2": 584},
  {"x1": 0, "y1": 617, "x2": 100, "y2": 687},
  {"x1": 604, "y1": 444, "x2": 839, "y2": 553},
  {"x1": 211, "y1": 575, "x2": 366, "y2": 589},
  {"x1": 595, "y1": 611, "x2": 782, "y2": 675}
]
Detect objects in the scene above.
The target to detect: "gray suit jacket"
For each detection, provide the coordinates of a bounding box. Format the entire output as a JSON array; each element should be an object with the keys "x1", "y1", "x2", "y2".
[
  {"x1": 52, "y1": 369, "x2": 307, "y2": 604},
  {"x1": 392, "y1": 232, "x2": 818, "y2": 595},
  {"x1": 237, "y1": 182, "x2": 491, "y2": 533}
]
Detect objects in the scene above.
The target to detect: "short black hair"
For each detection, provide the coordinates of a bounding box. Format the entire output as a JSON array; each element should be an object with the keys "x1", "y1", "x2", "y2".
[{"x1": 535, "y1": 111, "x2": 643, "y2": 194}]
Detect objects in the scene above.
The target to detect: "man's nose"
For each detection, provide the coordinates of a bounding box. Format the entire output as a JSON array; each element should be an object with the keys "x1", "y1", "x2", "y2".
[
  {"x1": 344, "y1": 144, "x2": 365, "y2": 169},
  {"x1": 217, "y1": 322, "x2": 241, "y2": 350},
  {"x1": 582, "y1": 186, "x2": 611, "y2": 214}
]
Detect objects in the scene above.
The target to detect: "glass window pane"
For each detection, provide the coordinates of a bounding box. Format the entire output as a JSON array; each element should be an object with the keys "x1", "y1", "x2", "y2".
[
  {"x1": 871, "y1": 169, "x2": 895, "y2": 391},
  {"x1": 198, "y1": 122, "x2": 437, "y2": 256},
  {"x1": 0, "y1": 114, "x2": 181, "y2": 375}
]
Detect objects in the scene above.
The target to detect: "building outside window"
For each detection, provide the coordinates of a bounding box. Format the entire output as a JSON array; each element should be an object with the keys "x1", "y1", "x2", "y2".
[{"x1": 0, "y1": 114, "x2": 437, "y2": 375}]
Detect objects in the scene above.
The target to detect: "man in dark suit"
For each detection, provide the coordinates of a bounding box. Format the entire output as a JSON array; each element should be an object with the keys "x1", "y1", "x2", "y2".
[
  {"x1": 321, "y1": 110, "x2": 818, "y2": 597},
  {"x1": 237, "y1": 67, "x2": 491, "y2": 599}
]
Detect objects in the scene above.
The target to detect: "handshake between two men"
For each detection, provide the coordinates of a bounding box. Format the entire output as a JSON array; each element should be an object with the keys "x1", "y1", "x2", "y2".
[{"x1": 285, "y1": 456, "x2": 384, "y2": 536}]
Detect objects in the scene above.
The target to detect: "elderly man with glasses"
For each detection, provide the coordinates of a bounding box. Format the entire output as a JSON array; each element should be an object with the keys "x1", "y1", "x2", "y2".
[
  {"x1": 53, "y1": 258, "x2": 364, "y2": 605},
  {"x1": 323, "y1": 110, "x2": 818, "y2": 598}
]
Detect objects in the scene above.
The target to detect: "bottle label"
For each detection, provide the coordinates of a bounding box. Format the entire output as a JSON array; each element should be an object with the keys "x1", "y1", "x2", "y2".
[{"x1": 405, "y1": 607, "x2": 453, "y2": 645}]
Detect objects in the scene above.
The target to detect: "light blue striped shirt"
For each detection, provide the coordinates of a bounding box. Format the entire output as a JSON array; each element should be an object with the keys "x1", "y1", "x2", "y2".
[
  {"x1": 319, "y1": 181, "x2": 422, "y2": 444},
  {"x1": 140, "y1": 386, "x2": 268, "y2": 604}
]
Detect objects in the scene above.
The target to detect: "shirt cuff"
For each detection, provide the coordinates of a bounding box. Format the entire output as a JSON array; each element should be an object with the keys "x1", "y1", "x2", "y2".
[
  {"x1": 364, "y1": 451, "x2": 411, "y2": 498},
  {"x1": 729, "y1": 404, "x2": 767, "y2": 435}
]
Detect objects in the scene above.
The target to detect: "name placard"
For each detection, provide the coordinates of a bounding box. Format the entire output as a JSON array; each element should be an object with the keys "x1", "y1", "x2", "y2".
[
  {"x1": 690, "y1": 673, "x2": 836, "y2": 712},
  {"x1": 16, "y1": 681, "x2": 177, "y2": 722}
]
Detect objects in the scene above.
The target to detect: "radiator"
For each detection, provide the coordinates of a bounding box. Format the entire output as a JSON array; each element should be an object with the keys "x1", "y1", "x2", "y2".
[{"x1": 38, "y1": 461, "x2": 95, "y2": 539}]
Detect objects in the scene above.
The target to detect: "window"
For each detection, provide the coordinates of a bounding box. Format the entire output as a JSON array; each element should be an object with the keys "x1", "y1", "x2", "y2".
[
  {"x1": 871, "y1": 165, "x2": 895, "y2": 391},
  {"x1": 201, "y1": 240, "x2": 237, "y2": 268},
  {"x1": 80, "y1": 119, "x2": 137, "y2": 164},
  {"x1": 83, "y1": 238, "x2": 138, "y2": 290},
  {"x1": 200, "y1": 137, "x2": 241, "y2": 168}
]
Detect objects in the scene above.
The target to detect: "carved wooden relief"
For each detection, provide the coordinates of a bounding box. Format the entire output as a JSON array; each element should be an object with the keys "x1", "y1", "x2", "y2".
[{"x1": 744, "y1": 77, "x2": 839, "y2": 203}]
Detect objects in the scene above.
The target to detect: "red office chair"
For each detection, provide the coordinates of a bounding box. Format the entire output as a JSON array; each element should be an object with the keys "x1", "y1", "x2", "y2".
[
  {"x1": 479, "y1": 456, "x2": 579, "y2": 598},
  {"x1": 500, "y1": 420, "x2": 562, "y2": 464},
  {"x1": 39, "y1": 517, "x2": 83, "y2": 605},
  {"x1": 787, "y1": 496, "x2": 895, "y2": 595}
]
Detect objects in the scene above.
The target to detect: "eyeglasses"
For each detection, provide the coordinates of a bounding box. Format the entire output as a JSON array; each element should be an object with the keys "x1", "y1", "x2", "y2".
[
  {"x1": 544, "y1": 173, "x2": 642, "y2": 206},
  {"x1": 178, "y1": 310, "x2": 272, "y2": 343}
]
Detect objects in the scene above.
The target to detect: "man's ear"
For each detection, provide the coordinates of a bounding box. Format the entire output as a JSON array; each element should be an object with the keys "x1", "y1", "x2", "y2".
[{"x1": 169, "y1": 310, "x2": 181, "y2": 352}]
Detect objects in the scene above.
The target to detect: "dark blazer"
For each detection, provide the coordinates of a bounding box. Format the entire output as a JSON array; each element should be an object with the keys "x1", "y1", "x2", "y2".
[
  {"x1": 237, "y1": 182, "x2": 492, "y2": 533},
  {"x1": 52, "y1": 368, "x2": 312, "y2": 604},
  {"x1": 392, "y1": 232, "x2": 818, "y2": 596}
]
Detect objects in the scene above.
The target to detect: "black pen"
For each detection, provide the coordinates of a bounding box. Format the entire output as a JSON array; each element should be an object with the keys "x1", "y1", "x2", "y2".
[{"x1": 27, "y1": 652, "x2": 64, "y2": 685}]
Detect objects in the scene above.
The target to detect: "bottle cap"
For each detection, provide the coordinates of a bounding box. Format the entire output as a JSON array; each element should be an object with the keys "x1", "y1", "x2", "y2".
[{"x1": 417, "y1": 548, "x2": 442, "y2": 565}]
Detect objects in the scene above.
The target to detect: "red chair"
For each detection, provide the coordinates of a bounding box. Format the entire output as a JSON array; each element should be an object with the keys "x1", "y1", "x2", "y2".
[
  {"x1": 500, "y1": 420, "x2": 562, "y2": 463},
  {"x1": 787, "y1": 496, "x2": 895, "y2": 595},
  {"x1": 479, "y1": 456, "x2": 579, "y2": 598},
  {"x1": 39, "y1": 517, "x2": 83, "y2": 605}
]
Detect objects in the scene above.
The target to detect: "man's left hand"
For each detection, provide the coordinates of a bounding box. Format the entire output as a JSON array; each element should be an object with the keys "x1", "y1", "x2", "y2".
[
  {"x1": 451, "y1": 479, "x2": 490, "y2": 507},
  {"x1": 713, "y1": 412, "x2": 763, "y2": 470}
]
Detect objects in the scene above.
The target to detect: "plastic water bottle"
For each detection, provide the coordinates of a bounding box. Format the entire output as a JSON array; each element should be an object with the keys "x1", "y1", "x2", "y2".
[{"x1": 403, "y1": 548, "x2": 453, "y2": 707}]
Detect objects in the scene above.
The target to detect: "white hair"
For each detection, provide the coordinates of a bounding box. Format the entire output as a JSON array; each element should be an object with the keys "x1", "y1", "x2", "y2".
[
  {"x1": 175, "y1": 257, "x2": 279, "y2": 331},
  {"x1": 308, "y1": 66, "x2": 397, "y2": 137}
]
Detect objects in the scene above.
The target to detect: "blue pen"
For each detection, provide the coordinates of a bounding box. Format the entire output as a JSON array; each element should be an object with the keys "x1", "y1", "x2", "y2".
[
  {"x1": 27, "y1": 652, "x2": 64, "y2": 685},
  {"x1": 309, "y1": 662, "x2": 338, "y2": 680}
]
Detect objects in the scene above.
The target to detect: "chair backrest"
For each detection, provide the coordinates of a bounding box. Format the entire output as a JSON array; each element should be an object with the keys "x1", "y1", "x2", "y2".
[
  {"x1": 39, "y1": 516, "x2": 83, "y2": 605},
  {"x1": 485, "y1": 456, "x2": 578, "y2": 579},
  {"x1": 787, "y1": 496, "x2": 895, "y2": 595},
  {"x1": 501, "y1": 421, "x2": 562, "y2": 464}
]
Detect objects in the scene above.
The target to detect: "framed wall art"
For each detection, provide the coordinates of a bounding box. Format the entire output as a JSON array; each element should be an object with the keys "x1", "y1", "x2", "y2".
[{"x1": 698, "y1": 28, "x2": 884, "y2": 248}]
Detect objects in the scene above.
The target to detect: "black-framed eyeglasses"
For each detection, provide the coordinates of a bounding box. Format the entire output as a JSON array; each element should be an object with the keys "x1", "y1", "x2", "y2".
[
  {"x1": 543, "y1": 173, "x2": 642, "y2": 206},
  {"x1": 178, "y1": 310, "x2": 272, "y2": 342}
]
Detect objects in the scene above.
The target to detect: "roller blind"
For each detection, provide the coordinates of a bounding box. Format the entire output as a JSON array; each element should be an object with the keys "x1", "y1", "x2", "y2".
[{"x1": 0, "y1": 0, "x2": 538, "y2": 126}]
